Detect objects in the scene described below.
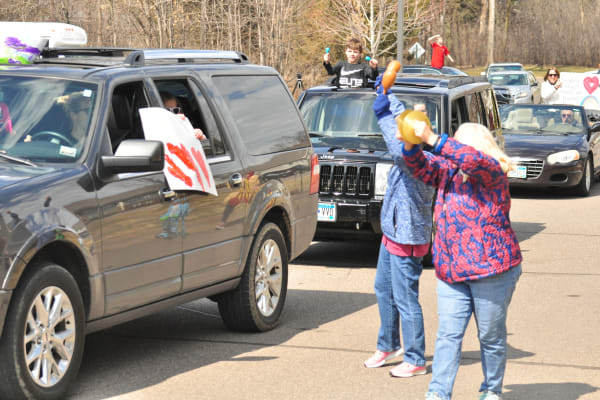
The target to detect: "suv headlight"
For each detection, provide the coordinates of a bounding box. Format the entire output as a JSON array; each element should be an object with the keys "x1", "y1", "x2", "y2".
[
  {"x1": 375, "y1": 163, "x2": 392, "y2": 198},
  {"x1": 516, "y1": 91, "x2": 528, "y2": 98},
  {"x1": 547, "y1": 150, "x2": 580, "y2": 165}
]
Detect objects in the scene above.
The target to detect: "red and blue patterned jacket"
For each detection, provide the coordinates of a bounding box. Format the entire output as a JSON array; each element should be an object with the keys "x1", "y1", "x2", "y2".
[{"x1": 402, "y1": 135, "x2": 522, "y2": 283}]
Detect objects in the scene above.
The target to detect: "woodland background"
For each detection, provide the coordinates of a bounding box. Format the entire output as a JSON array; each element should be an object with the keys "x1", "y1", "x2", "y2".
[{"x1": 2, "y1": 0, "x2": 600, "y2": 90}]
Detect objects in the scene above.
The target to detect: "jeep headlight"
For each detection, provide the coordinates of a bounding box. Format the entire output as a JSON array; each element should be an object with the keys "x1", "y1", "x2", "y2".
[
  {"x1": 516, "y1": 91, "x2": 528, "y2": 98},
  {"x1": 547, "y1": 150, "x2": 580, "y2": 165},
  {"x1": 375, "y1": 163, "x2": 392, "y2": 198}
]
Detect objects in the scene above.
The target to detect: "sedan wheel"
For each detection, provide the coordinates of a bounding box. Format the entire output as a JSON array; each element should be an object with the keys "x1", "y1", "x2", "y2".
[{"x1": 575, "y1": 158, "x2": 592, "y2": 197}]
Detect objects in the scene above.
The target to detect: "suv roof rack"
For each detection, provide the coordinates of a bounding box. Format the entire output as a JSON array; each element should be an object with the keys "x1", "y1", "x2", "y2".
[
  {"x1": 393, "y1": 75, "x2": 487, "y2": 89},
  {"x1": 36, "y1": 48, "x2": 249, "y2": 67}
]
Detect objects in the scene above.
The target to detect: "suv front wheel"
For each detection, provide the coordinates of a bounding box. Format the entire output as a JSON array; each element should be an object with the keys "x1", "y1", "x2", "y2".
[
  {"x1": 0, "y1": 263, "x2": 85, "y2": 400},
  {"x1": 218, "y1": 222, "x2": 288, "y2": 332}
]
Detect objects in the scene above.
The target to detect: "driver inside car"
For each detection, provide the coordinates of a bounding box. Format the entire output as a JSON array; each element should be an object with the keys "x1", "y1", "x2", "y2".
[{"x1": 24, "y1": 91, "x2": 92, "y2": 151}]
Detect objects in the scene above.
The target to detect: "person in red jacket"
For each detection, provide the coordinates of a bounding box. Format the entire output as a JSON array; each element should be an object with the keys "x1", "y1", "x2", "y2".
[
  {"x1": 427, "y1": 35, "x2": 454, "y2": 69},
  {"x1": 401, "y1": 122, "x2": 522, "y2": 400}
]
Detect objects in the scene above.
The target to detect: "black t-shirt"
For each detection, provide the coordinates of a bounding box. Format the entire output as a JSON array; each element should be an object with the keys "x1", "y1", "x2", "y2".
[{"x1": 323, "y1": 60, "x2": 378, "y2": 88}]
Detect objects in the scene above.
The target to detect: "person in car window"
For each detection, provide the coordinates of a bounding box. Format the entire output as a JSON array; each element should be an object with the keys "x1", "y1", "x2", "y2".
[
  {"x1": 541, "y1": 67, "x2": 563, "y2": 104},
  {"x1": 323, "y1": 38, "x2": 378, "y2": 88},
  {"x1": 401, "y1": 122, "x2": 522, "y2": 400},
  {"x1": 364, "y1": 76, "x2": 435, "y2": 378},
  {"x1": 160, "y1": 91, "x2": 206, "y2": 140},
  {"x1": 559, "y1": 109, "x2": 577, "y2": 125}
]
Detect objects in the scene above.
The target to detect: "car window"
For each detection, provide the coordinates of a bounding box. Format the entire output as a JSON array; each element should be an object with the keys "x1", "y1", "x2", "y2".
[
  {"x1": 500, "y1": 105, "x2": 585, "y2": 134},
  {"x1": 153, "y1": 79, "x2": 226, "y2": 157},
  {"x1": 0, "y1": 76, "x2": 98, "y2": 162},
  {"x1": 450, "y1": 97, "x2": 468, "y2": 135},
  {"x1": 213, "y1": 75, "x2": 309, "y2": 155},
  {"x1": 489, "y1": 74, "x2": 528, "y2": 86},
  {"x1": 466, "y1": 93, "x2": 485, "y2": 125},
  {"x1": 480, "y1": 89, "x2": 500, "y2": 131},
  {"x1": 489, "y1": 65, "x2": 523, "y2": 74},
  {"x1": 107, "y1": 81, "x2": 149, "y2": 152}
]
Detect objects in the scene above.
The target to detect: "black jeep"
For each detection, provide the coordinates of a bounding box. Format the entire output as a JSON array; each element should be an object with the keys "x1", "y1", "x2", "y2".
[{"x1": 297, "y1": 74, "x2": 503, "y2": 241}]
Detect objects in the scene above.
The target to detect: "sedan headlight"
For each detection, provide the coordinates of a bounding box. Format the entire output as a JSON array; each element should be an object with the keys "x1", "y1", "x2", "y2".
[
  {"x1": 516, "y1": 91, "x2": 528, "y2": 98},
  {"x1": 374, "y1": 163, "x2": 392, "y2": 198},
  {"x1": 547, "y1": 150, "x2": 580, "y2": 165}
]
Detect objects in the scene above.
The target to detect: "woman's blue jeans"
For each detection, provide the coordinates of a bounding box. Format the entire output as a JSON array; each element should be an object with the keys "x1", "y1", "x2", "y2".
[
  {"x1": 427, "y1": 264, "x2": 522, "y2": 399},
  {"x1": 374, "y1": 242, "x2": 426, "y2": 366}
]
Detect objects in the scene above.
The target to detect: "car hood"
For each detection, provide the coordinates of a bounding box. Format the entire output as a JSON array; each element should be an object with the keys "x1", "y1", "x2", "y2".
[
  {"x1": 0, "y1": 160, "x2": 55, "y2": 190},
  {"x1": 504, "y1": 133, "x2": 586, "y2": 157},
  {"x1": 313, "y1": 145, "x2": 392, "y2": 163}
]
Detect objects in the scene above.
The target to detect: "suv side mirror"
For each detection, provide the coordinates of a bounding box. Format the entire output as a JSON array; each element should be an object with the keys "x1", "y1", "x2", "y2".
[{"x1": 101, "y1": 139, "x2": 164, "y2": 174}]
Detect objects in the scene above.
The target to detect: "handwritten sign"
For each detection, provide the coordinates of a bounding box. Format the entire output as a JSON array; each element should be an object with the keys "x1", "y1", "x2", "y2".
[
  {"x1": 139, "y1": 108, "x2": 217, "y2": 196},
  {"x1": 559, "y1": 72, "x2": 600, "y2": 110}
]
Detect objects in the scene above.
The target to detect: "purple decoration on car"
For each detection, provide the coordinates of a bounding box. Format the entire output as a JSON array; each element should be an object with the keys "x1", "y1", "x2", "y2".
[{"x1": 4, "y1": 37, "x2": 40, "y2": 55}]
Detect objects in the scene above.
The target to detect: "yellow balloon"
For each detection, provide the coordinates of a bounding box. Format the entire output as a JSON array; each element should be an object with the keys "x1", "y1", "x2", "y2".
[
  {"x1": 395, "y1": 110, "x2": 411, "y2": 140},
  {"x1": 399, "y1": 110, "x2": 431, "y2": 144}
]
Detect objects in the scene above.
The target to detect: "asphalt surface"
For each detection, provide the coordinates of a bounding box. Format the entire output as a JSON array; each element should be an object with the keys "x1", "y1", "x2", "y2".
[{"x1": 66, "y1": 185, "x2": 600, "y2": 400}]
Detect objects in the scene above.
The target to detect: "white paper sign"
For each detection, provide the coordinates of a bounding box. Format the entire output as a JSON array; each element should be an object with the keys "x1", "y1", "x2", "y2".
[
  {"x1": 139, "y1": 107, "x2": 217, "y2": 196},
  {"x1": 559, "y1": 72, "x2": 600, "y2": 110}
]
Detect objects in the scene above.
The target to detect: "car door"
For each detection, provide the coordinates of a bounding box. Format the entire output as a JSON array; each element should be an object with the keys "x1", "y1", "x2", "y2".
[
  {"x1": 97, "y1": 80, "x2": 183, "y2": 316},
  {"x1": 529, "y1": 72, "x2": 541, "y2": 103},
  {"x1": 149, "y1": 76, "x2": 247, "y2": 292}
]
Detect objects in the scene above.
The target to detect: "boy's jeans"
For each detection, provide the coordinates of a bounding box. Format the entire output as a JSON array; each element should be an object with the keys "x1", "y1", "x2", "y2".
[
  {"x1": 374, "y1": 242, "x2": 426, "y2": 366},
  {"x1": 427, "y1": 264, "x2": 522, "y2": 399}
]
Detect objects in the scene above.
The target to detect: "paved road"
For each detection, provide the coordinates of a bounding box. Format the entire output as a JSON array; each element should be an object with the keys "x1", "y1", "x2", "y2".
[{"x1": 67, "y1": 186, "x2": 600, "y2": 400}]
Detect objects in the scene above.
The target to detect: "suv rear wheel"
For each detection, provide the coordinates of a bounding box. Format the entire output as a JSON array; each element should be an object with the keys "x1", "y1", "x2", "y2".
[
  {"x1": 217, "y1": 222, "x2": 288, "y2": 332},
  {"x1": 0, "y1": 263, "x2": 85, "y2": 400}
]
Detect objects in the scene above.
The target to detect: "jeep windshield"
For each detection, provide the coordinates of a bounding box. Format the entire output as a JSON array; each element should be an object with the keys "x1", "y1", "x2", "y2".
[
  {"x1": 300, "y1": 91, "x2": 441, "y2": 151},
  {"x1": 0, "y1": 76, "x2": 97, "y2": 163}
]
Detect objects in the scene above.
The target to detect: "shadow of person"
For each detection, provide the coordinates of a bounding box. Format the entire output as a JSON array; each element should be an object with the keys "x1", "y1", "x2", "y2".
[
  {"x1": 511, "y1": 221, "x2": 546, "y2": 243},
  {"x1": 503, "y1": 382, "x2": 598, "y2": 400}
]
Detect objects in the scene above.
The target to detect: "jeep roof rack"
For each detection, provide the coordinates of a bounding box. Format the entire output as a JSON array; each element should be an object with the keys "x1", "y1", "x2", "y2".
[
  {"x1": 123, "y1": 49, "x2": 249, "y2": 66},
  {"x1": 393, "y1": 75, "x2": 487, "y2": 89}
]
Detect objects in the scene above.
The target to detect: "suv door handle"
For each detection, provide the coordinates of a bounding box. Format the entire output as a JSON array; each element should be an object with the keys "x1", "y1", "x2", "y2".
[
  {"x1": 229, "y1": 173, "x2": 243, "y2": 187},
  {"x1": 160, "y1": 187, "x2": 177, "y2": 201}
]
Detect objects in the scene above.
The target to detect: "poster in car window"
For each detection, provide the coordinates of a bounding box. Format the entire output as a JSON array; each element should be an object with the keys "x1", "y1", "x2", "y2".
[{"x1": 139, "y1": 107, "x2": 217, "y2": 196}]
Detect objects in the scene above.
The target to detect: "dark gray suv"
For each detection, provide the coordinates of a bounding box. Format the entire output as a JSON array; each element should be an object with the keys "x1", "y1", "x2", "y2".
[{"x1": 0, "y1": 48, "x2": 318, "y2": 399}]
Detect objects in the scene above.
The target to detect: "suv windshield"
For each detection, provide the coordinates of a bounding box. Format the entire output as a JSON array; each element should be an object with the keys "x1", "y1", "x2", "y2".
[
  {"x1": 0, "y1": 76, "x2": 97, "y2": 163},
  {"x1": 300, "y1": 92, "x2": 441, "y2": 151},
  {"x1": 489, "y1": 65, "x2": 523, "y2": 74}
]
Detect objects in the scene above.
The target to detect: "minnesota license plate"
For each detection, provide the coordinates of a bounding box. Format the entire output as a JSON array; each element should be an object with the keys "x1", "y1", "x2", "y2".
[
  {"x1": 508, "y1": 165, "x2": 527, "y2": 179},
  {"x1": 317, "y1": 203, "x2": 336, "y2": 222}
]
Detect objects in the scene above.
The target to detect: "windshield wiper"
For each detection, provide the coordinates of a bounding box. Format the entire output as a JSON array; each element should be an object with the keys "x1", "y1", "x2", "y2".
[
  {"x1": 357, "y1": 133, "x2": 383, "y2": 137},
  {"x1": 0, "y1": 152, "x2": 38, "y2": 167},
  {"x1": 309, "y1": 133, "x2": 324, "y2": 138}
]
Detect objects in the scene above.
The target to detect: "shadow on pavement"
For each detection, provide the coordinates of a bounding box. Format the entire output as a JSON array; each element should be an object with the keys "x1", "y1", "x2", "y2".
[
  {"x1": 511, "y1": 221, "x2": 546, "y2": 243},
  {"x1": 292, "y1": 240, "x2": 380, "y2": 268},
  {"x1": 458, "y1": 342, "x2": 535, "y2": 367},
  {"x1": 66, "y1": 288, "x2": 376, "y2": 399},
  {"x1": 503, "y1": 382, "x2": 599, "y2": 400}
]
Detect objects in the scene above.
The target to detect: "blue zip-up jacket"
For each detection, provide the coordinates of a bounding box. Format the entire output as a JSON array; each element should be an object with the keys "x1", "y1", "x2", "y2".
[{"x1": 376, "y1": 94, "x2": 435, "y2": 245}]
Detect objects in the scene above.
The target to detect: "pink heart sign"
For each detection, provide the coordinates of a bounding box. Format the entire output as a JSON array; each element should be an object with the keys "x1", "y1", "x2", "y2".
[{"x1": 583, "y1": 76, "x2": 599, "y2": 94}]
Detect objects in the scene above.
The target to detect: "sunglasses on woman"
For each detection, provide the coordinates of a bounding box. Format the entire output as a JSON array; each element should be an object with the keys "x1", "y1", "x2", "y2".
[{"x1": 166, "y1": 106, "x2": 181, "y2": 114}]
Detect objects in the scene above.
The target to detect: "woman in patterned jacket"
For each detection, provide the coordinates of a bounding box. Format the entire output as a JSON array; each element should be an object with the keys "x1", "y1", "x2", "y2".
[{"x1": 400, "y1": 121, "x2": 522, "y2": 400}]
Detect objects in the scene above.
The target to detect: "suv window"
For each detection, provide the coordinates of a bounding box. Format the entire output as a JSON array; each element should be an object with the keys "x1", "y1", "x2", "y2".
[
  {"x1": 153, "y1": 79, "x2": 226, "y2": 156},
  {"x1": 107, "y1": 81, "x2": 149, "y2": 151},
  {"x1": 0, "y1": 76, "x2": 97, "y2": 162},
  {"x1": 213, "y1": 75, "x2": 308, "y2": 155},
  {"x1": 481, "y1": 89, "x2": 499, "y2": 131}
]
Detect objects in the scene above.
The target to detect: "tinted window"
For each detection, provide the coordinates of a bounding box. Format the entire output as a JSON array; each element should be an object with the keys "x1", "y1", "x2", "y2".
[
  {"x1": 213, "y1": 75, "x2": 309, "y2": 155},
  {"x1": 480, "y1": 89, "x2": 499, "y2": 131}
]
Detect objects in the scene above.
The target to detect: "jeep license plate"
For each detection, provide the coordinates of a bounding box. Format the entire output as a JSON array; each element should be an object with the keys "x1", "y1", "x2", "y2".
[
  {"x1": 317, "y1": 203, "x2": 336, "y2": 222},
  {"x1": 508, "y1": 165, "x2": 527, "y2": 179}
]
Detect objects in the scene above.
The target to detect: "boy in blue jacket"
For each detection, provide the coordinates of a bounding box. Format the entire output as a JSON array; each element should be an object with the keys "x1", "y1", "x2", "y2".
[{"x1": 363, "y1": 76, "x2": 435, "y2": 378}]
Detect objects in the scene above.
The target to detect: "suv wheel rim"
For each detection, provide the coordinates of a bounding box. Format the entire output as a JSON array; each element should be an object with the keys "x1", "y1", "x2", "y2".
[
  {"x1": 24, "y1": 286, "x2": 76, "y2": 388},
  {"x1": 585, "y1": 160, "x2": 591, "y2": 191},
  {"x1": 255, "y1": 239, "x2": 282, "y2": 317}
]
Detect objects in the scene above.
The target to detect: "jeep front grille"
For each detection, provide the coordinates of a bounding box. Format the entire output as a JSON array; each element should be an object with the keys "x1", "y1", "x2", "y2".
[{"x1": 319, "y1": 164, "x2": 372, "y2": 196}]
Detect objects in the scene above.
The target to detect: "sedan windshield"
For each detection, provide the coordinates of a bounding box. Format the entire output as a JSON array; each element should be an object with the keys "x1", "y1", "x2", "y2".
[
  {"x1": 500, "y1": 105, "x2": 586, "y2": 135},
  {"x1": 0, "y1": 76, "x2": 97, "y2": 162},
  {"x1": 489, "y1": 65, "x2": 523, "y2": 74},
  {"x1": 299, "y1": 92, "x2": 441, "y2": 151}
]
